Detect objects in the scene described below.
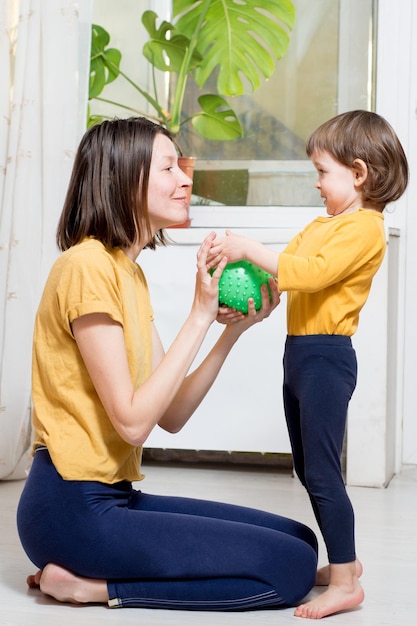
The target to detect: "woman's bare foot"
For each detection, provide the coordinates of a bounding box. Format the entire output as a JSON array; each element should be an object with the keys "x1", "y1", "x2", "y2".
[
  {"x1": 26, "y1": 564, "x2": 108, "y2": 604},
  {"x1": 295, "y1": 561, "x2": 364, "y2": 619},
  {"x1": 27, "y1": 570, "x2": 42, "y2": 589},
  {"x1": 316, "y1": 558, "x2": 363, "y2": 586}
]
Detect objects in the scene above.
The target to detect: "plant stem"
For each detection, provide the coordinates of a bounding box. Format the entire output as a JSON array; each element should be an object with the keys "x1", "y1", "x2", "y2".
[
  {"x1": 93, "y1": 97, "x2": 165, "y2": 125},
  {"x1": 169, "y1": 0, "x2": 211, "y2": 134},
  {"x1": 100, "y1": 53, "x2": 167, "y2": 123}
]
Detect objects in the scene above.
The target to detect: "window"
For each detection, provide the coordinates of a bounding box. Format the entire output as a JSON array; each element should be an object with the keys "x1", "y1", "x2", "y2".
[{"x1": 92, "y1": 0, "x2": 375, "y2": 207}]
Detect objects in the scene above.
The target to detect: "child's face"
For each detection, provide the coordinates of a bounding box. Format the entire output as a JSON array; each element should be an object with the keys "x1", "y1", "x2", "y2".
[
  {"x1": 311, "y1": 149, "x2": 363, "y2": 216},
  {"x1": 147, "y1": 133, "x2": 192, "y2": 230}
]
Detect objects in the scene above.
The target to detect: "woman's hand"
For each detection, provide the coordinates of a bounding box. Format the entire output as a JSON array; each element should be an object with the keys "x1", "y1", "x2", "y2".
[
  {"x1": 217, "y1": 277, "x2": 281, "y2": 331},
  {"x1": 190, "y1": 232, "x2": 228, "y2": 324},
  {"x1": 216, "y1": 306, "x2": 246, "y2": 325}
]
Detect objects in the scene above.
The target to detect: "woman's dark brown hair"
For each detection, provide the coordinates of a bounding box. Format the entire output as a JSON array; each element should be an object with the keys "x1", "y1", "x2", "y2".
[
  {"x1": 56, "y1": 117, "x2": 173, "y2": 251},
  {"x1": 306, "y1": 110, "x2": 409, "y2": 209}
]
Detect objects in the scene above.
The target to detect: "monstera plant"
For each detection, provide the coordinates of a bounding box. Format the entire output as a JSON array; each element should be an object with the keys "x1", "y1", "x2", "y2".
[{"x1": 89, "y1": 0, "x2": 296, "y2": 142}]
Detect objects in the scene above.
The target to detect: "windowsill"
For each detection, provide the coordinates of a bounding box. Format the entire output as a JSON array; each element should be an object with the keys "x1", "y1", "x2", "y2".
[{"x1": 187, "y1": 204, "x2": 323, "y2": 229}]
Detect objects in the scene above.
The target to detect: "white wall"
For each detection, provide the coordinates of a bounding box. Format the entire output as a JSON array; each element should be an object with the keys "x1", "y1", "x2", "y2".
[{"x1": 376, "y1": 0, "x2": 417, "y2": 467}]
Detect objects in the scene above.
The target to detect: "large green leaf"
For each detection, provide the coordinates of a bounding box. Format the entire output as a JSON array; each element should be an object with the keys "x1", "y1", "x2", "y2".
[
  {"x1": 89, "y1": 25, "x2": 121, "y2": 99},
  {"x1": 142, "y1": 11, "x2": 202, "y2": 74},
  {"x1": 191, "y1": 94, "x2": 243, "y2": 140},
  {"x1": 173, "y1": 0, "x2": 295, "y2": 95}
]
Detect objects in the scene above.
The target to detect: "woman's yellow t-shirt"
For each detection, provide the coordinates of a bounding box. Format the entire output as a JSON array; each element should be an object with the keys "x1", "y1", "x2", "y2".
[{"x1": 32, "y1": 238, "x2": 153, "y2": 483}]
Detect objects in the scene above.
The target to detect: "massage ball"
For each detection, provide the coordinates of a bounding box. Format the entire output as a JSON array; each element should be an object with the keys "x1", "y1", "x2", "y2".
[{"x1": 213, "y1": 260, "x2": 273, "y2": 314}]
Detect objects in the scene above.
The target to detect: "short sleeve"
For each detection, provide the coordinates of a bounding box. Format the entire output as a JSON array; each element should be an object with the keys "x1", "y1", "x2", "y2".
[{"x1": 56, "y1": 247, "x2": 124, "y2": 335}]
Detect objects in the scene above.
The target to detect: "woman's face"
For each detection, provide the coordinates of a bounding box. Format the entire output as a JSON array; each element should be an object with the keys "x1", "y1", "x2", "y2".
[{"x1": 147, "y1": 133, "x2": 192, "y2": 230}]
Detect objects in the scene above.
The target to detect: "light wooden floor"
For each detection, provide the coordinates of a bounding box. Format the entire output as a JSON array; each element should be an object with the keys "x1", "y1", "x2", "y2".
[{"x1": 1, "y1": 461, "x2": 416, "y2": 626}]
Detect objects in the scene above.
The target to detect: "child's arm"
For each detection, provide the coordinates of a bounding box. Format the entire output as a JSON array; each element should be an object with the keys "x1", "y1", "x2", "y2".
[{"x1": 209, "y1": 230, "x2": 280, "y2": 280}]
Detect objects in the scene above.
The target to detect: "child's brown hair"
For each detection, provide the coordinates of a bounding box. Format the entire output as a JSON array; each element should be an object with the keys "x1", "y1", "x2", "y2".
[{"x1": 306, "y1": 110, "x2": 409, "y2": 209}]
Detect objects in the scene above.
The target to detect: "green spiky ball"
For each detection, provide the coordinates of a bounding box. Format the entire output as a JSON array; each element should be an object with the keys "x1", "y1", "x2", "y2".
[{"x1": 212, "y1": 260, "x2": 273, "y2": 314}]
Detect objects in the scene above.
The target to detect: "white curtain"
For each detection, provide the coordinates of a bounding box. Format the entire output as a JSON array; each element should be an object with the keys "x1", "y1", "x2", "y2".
[{"x1": 0, "y1": 0, "x2": 93, "y2": 479}]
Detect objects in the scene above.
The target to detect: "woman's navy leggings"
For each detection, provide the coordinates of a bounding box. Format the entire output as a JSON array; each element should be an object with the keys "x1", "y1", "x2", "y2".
[
  {"x1": 283, "y1": 334, "x2": 358, "y2": 564},
  {"x1": 17, "y1": 448, "x2": 318, "y2": 611}
]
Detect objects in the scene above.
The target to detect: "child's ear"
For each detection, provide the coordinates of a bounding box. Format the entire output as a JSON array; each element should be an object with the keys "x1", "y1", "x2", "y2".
[{"x1": 352, "y1": 158, "x2": 368, "y2": 187}]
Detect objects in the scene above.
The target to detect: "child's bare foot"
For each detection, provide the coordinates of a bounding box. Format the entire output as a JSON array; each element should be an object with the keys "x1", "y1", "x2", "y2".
[
  {"x1": 295, "y1": 561, "x2": 364, "y2": 619},
  {"x1": 26, "y1": 563, "x2": 108, "y2": 604},
  {"x1": 315, "y1": 558, "x2": 363, "y2": 586}
]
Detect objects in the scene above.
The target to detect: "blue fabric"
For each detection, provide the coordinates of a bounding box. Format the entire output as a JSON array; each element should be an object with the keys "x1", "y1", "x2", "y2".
[
  {"x1": 17, "y1": 448, "x2": 318, "y2": 611},
  {"x1": 283, "y1": 334, "x2": 358, "y2": 564}
]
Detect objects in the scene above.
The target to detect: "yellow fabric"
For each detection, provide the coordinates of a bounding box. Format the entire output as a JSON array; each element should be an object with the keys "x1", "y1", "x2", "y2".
[
  {"x1": 32, "y1": 238, "x2": 153, "y2": 483},
  {"x1": 278, "y1": 209, "x2": 386, "y2": 336}
]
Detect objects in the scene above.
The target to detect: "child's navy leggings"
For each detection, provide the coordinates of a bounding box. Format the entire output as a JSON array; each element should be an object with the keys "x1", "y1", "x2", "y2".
[
  {"x1": 283, "y1": 334, "x2": 358, "y2": 565},
  {"x1": 17, "y1": 448, "x2": 318, "y2": 611}
]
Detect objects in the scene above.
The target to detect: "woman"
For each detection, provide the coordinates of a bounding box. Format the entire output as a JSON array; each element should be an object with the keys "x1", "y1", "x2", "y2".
[{"x1": 17, "y1": 117, "x2": 318, "y2": 612}]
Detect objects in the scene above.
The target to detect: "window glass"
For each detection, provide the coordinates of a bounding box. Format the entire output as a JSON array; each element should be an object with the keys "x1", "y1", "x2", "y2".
[
  {"x1": 180, "y1": 0, "x2": 375, "y2": 206},
  {"x1": 91, "y1": 0, "x2": 375, "y2": 207},
  {"x1": 182, "y1": 0, "x2": 340, "y2": 161}
]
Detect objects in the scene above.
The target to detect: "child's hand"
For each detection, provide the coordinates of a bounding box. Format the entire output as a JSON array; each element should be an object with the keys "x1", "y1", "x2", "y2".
[{"x1": 207, "y1": 230, "x2": 250, "y2": 268}]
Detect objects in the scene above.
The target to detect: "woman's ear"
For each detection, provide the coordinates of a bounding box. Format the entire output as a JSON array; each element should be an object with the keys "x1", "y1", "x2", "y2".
[{"x1": 352, "y1": 158, "x2": 368, "y2": 188}]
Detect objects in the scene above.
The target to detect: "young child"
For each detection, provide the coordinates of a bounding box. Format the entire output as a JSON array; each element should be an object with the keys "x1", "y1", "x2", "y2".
[{"x1": 207, "y1": 110, "x2": 409, "y2": 619}]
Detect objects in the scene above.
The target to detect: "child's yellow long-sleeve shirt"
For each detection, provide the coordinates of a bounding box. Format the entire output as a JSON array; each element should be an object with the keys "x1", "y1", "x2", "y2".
[{"x1": 277, "y1": 208, "x2": 386, "y2": 336}]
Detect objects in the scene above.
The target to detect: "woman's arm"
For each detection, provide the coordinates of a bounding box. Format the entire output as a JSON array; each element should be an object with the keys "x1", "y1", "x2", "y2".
[
  {"x1": 72, "y1": 234, "x2": 226, "y2": 447},
  {"x1": 158, "y1": 278, "x2": 280, "y2": 434},
  {"x1": 72, "y1": 241, "x2": 280, "y2": 446}
]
